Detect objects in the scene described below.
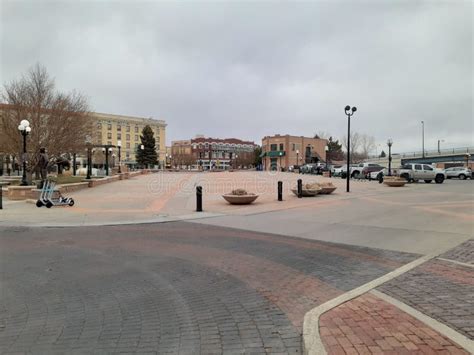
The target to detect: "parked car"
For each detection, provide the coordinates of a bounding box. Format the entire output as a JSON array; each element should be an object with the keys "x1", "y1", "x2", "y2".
[
  {"x1": 398, "y1": 163, "x2": 446, "y2": 183},
  {"x1": 301, "y1": 163, "x2": 326, "y2": 174},
  {"x1": 331, "y1": 165, "x2": 344, "y2": 177},
  {"x1": 362, "y1": 165, "x2": 384, "y2": 179},
  {"x1": 444, "y1": 167, "x2": 472, "y2": 180},
  {"x1": 350, "y1": 163, "x2": 383, "y2": 178}
]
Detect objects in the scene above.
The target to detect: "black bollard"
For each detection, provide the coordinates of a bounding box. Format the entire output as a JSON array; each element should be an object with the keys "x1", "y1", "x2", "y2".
[
  {"x1": 196, "y1": 185, "x2": 203, "y2": 212},
  {"x1": 277, "y1": 181, "x2": 283, "y2": 201},
  {"x1": 297, "y1": 179, "x2": 303, "y2": 198}
]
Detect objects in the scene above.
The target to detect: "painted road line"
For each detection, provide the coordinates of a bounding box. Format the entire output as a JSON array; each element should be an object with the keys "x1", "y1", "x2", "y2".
[{"x1": 437, "y1": 257, "x2": 474, "y2": 269}]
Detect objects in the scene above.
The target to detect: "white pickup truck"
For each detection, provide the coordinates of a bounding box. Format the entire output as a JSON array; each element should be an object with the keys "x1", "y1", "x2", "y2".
[{"x1": 398, "y1": 163, "x2": 446, "y2": 184}]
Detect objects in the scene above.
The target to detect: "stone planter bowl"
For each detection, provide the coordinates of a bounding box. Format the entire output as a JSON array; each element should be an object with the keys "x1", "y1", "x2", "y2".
[
  {"x1": 319, "y1": 186, "x2": 337, "y2": 194},
  {"x1": 318, "y1": 182, "x2": 337, "y2": 194},
  {"x1": 291, "y1": 188, "x2": 321, "y2": 197},
  {"x1": 222, "y1": 194, "x2": 259, "y2": 205},
  {"x1": 384, "y1": 180, "x2": 406, "y2": 187}
]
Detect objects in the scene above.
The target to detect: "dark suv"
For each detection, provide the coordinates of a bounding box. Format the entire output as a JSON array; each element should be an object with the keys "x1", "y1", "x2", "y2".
[{"x1": 361, "y1": 165, "x2": 384, "y2": 179}]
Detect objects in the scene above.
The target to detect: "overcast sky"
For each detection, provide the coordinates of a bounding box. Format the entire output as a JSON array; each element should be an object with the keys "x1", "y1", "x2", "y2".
[{"x1": 1, "y1": 0, "x2": 472, "y2": 153}]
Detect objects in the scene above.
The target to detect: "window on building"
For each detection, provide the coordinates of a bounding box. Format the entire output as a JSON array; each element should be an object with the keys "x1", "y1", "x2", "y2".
[
  {"x1": 126, "y1": 143, "x2": 130, "y2": 149},
  {"x1": 126, "y1": 134, "x2": 130, "y2": 141},
  {"x1": 107, "y1": 124, "x2": 112, "y2": 130},
  {"x1": 134, "y1": 126, "x2": 138, "y2": 133},
  {"x1": 117, "y1": 133, "x2": 121, "y2": 140},
  {"x1": 135, "y1": 135, "x2": 138, "y2": 141},
  {"x1": 107, "y1": 132, "x2": 112, "y2": 139},
  {"x1": 292, "y1": 143, "x2": 296, "y2": 151},
  {"x1": 279, "y1": 143, "x2": 284, "y2": 151},
  {"x1": 126, "y1": 126, "x2": 130, "y2": 132},
  {"x1": 117, "y1": 125, "x2": 121, "y2": 131},
  {"x1": 135, "y1": 143, "x2": 138, "y2": 149},
  {"x1": 270, "y1": 144, "x2": 277, "y2": 151},
  {"x1": 156, "y1": 137, "x2": 160, "y2": 143},
  {"x1": 126, "y1": 152, "x2": 130, "y2": 159},
  {"x1": 97, "y1": 123, "x2": 102, "y2": 129}
]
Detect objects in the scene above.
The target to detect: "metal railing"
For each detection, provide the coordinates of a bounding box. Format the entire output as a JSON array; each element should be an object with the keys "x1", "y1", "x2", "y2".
[{"x1": 368, "y1": 147, "x2": 473, "y2": 160}]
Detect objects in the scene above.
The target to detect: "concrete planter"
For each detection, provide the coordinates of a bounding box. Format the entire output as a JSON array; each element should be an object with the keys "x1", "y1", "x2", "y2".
[
  {"x1": 222, "y1": 194, "x2": 259, "y2": 205},
  {"x1": 384, "y1": 180, "x2": 406, "y2": 187},
  {"x1": 383, "y1": 177, "x2": 407, "y2": 187},
  {"x1": 291, "y1": 188, "x2": 321, "y2": 197},
  {"x1": 320, "y1": 186, "x2": 337, "y2": 194}
]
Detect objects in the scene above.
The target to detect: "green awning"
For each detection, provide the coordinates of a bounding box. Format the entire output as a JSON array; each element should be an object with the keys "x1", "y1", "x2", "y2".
[{"x1": 265, "y1": 151, "x2": 285, "y2": 158}]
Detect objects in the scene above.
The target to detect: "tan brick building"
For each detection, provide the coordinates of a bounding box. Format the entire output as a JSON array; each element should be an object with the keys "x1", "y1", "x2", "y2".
[
  {"x1": 261, "y1": 134, "x2": 328, "y2": 171},
  {"x1": 91, "y1": 112, "x2": 167, "y2": 168}
]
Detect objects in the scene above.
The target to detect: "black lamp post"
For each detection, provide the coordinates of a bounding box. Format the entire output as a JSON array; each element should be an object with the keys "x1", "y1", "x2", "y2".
[
  {"x1": 117, "y1": 140, "x2": 122, "y2": 173},
  {"x1": 104, "y1": 147, "x2": 112, "y2": 176},
  {"x1": 437, "y1": 139, "x2": 444, "y2": 154},
  {"x1": 421, "y1": 121, "x2": 425, "y2": 158},
  {"x1": 296, "y1": 149, "x2": 299, "y2": 168},
  {"x1": 140, "y1": 144, "x2": 147, "y2": 169},
  {"x1": 73, "y1": 153, "x2": 77, "y2": 176},
  {"x1": 387, "y1": 138, "x2": 393, "y2": 176},
  {"x1": 325, "y1": 145, "x2": 329, "y2": 171},
  {"x1": 279, "y1": 151, "x2": 283, "y2": 171},
  {"x1": 18, "y1": 119, "x2": 31, "y2": 186},
  {"x1": 345, "y1": 105, "x2": 357, "y2": 192},
  {"x1": 85, "y1": 135, "x2": 92, "y2": 180}
]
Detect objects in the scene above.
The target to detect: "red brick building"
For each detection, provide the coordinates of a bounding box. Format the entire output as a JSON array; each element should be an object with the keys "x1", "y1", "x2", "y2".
[{"x1": 190, "y1": 137, "x2": 257, "y2": 170}]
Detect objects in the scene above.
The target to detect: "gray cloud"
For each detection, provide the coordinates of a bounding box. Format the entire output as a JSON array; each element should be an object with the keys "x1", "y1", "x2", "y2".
[{"x1": 1, "y1": 0, "x2": 472, "y2": 153}]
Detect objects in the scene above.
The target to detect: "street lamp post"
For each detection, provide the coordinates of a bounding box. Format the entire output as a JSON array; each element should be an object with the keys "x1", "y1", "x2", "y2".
[
  {"x1": 325, "y1": 145, "x2": 329, "y2": 171},
  {"x1": 421, "y1": 121, "x2": 425, "y2": 158},
  {"x1": 437, "y1": 139, "x2": 444, "y2": 154},
  {"x1": 18, "y1": 119, "x2": 31, "y2": 186},
  {"x1": 140, "y1": 144, "x2": 146, "y2": 169},
  {"x1": 279, "y1": 151, "x2": 283, "y2": 171},
  {"x1": 466, "y1": 153, "x2": 471, "y2": 168},
  {"x1": 86, "y1": 142, "x2": 92, "y2": 180},
  {"x1": 344, "y1": 105, "x2": 357, "y2": 192},
  {"x1": 117, "y1": 140, "x2": 122, "y2": 173},
  {"x1": 296, "y1": 149, "x2": 299, "y2": 168},
  {"x1": 387, "y1": 138, "x2": 393, "y2": 176},
  {"x1": 73, "y1": 153, "x2": 77, "y2": 176}
]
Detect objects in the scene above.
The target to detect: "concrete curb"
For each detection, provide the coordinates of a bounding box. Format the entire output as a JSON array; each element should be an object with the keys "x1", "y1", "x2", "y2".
[
  {"x1": 302, "y1": 254, "x2": 435, "y2": 355},
  {"x1": 0, "y1": 212, "x2": 226, "y2": 228},
  {"x1": 371, "y1": 289, "x2": 474, "y2": 352}
]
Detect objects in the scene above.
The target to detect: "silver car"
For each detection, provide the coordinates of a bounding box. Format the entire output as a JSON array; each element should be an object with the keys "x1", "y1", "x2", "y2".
[{"x1": 445, "y1": 167, "x2": 472, "y2": 180}]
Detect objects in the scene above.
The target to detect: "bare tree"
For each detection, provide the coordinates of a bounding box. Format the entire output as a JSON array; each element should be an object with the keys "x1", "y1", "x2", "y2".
[
  {"x1": 0, "y1": 63, "x2": 91, "y2": 177},
  {"x1": 314, "y1": 131, "x2": 329, "y2": 139},
  {"x1": 360, "y1": 134, "x2": 376, "y2": 159},
  {"x1": 342, "y1": 132, "x2": 361, "y2": 154},
  {"x1": 172, "y1": 153, "x2": 195, "y2": 168}
]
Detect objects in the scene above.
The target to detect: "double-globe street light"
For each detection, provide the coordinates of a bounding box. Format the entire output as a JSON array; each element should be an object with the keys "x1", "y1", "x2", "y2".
[
  {"x1": 387, "y1": 138, "x2": 393, "y2": 176},
  {"x1": 18, "y1": 119, "x2": 31, "y2": 186},
  {"x1": 344, "y1": 105, "x2": 357, "y2": 192}
]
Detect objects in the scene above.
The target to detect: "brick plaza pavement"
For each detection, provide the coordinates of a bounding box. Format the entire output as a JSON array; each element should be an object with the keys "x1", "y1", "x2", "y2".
[
  {"x1": 319, "y1": 293, "x2": 468, "y2": 354},
  {"x1": 378, "y1": 240, "x2": 474, "y2": 340},
  {"x1": 318, "y1": 240, "x2": 474, "y2": 355},
  {"x1": 0, "y1": 222, "x2": 418, "y2": 354}
]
